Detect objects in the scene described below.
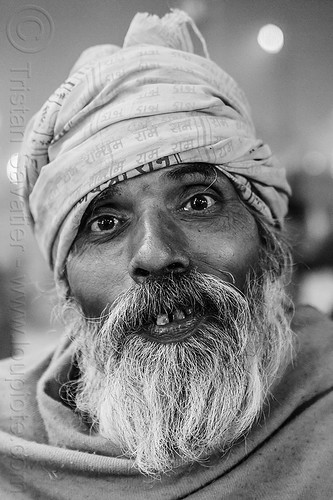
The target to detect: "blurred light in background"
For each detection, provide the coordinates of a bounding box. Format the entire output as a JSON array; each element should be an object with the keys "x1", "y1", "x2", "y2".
[
  {"x1": 179, "y1": 0, "x2": 208, "y2": 23},
  {"x1": 298, "y1": 269, "x2": 333, "y2": 315},
  {"x1": 7, "y1": 153, "x2": 19, "y2": 184},
  {"x1": 257, "y1": 24, "x2": 284, "y2": 54},
  {"x1": 302, "y1": 150, "x2": 328, "y2": 176}
]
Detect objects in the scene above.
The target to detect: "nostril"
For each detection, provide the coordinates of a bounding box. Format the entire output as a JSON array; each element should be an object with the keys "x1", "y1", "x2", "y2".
[
  {"x1": 166, "y1": 262, "x2": 187, "y2": 273},
  {"x1": 134, "y1": 267, "x2": 150, "y2": 278},
  {"x1": 129, "y1": 239, "x2": 190, "y2": 282},
  {"x1": 131, "y1": 261, "x2": 188, "y2": 283}
]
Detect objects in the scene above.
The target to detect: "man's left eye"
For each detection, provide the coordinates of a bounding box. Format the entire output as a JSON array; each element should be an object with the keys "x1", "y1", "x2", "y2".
[
  {"x1": 182, "y1": 194, "x2": 216, "y2": 212},
  {"x1": 90, "y1": 215, "x2": 119, "y2": 232}
]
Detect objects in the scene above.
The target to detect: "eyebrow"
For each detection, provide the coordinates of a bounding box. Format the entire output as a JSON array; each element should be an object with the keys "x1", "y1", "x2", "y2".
[
  {"x1": 162, "y1": 163, "x2": 218, "y2": 183},
  {"x1": 89, "y1": 163, "x2": 218, "y2": 208},
  {"x1": 93, "y1": 183, "x2": 121, "y2": 202},
  {"x1": 94, "y1": 163, "x2": 218, "y2": 203}
]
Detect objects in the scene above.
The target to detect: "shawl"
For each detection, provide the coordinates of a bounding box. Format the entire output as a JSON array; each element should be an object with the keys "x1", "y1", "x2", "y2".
[{"x1": 0, "y1": 306, "x2": 332, "y2": 499}]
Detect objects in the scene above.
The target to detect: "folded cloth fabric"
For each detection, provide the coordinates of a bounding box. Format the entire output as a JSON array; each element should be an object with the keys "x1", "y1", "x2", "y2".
[
  {"x1": 18, "y1": 9, "x2": 291, "y2": 295},
  {"x1": 0, "y1": 306, "x2": 332, "y2": 499}
]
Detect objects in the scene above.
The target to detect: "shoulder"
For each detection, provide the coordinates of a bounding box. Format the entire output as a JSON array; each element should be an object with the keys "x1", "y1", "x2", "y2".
[
  {"x1": 292, "y1": 304, "x2": 333, "y2": 333},
  {"x1": 0, "y1": 349, "x2": 54, "y2": 437},
  {"x1": 273, "y1": 305, "x2": 333, "y2": 410},
  {"x1": 292, "y1": 305, "x2": 333, "y2": 378}
]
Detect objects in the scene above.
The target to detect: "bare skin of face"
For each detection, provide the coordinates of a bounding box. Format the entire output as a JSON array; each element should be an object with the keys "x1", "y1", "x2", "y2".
[{"x1": 66, "y1": 164, "x2": 261, "y2": 341}]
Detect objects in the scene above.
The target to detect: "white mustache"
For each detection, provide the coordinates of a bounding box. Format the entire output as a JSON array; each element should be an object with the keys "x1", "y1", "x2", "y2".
[{"x1": 95, "y1": 269, "x2": 248, "y2": 336}]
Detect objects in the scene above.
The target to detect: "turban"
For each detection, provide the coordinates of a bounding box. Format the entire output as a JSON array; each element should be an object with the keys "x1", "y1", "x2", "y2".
[{"x1": 19, "y1": 9, "x2": 291, "y2": 295}]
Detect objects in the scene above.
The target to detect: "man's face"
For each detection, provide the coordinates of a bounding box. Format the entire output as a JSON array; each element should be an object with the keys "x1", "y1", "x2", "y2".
[
  {"x1": 67, "y1": 163, "x2": 261, "y2": 324},
  {"x1": 63, "y1": 163, "x2": 292, "y2": 477}
]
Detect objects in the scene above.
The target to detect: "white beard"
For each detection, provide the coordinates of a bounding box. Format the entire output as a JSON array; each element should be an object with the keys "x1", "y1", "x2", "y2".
[{"x1": 63, "y1": 269, "x2": 294, "y2": 477}]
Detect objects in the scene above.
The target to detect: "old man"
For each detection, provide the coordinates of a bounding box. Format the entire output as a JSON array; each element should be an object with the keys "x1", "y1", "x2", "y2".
[{"x1": 1, "y1": 9, "x2": 332, "y2": 499}]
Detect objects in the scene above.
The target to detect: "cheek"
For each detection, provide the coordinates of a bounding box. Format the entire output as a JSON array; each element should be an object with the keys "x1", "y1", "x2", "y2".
[
  {"x1": 222, "y1": 233, "x2": 260, "y2": 288},
  {"x1": 189, "y1": 211, "x2": 261, "y2": 289},
  {"x1": 66, "y1": 249, "x2": 130, "y2": 317}
]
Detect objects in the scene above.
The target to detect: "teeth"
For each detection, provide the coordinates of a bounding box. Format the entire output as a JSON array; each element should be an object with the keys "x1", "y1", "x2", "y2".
[
  {"x1": 155, "y1": 308, "x2": 191, "y2": 326},
  {"x1": 173, "y1": 309, "x2": 186, "y2": 320},
  {"x1": 156, "y1": 313, "x2": 169, "y2": 326}
]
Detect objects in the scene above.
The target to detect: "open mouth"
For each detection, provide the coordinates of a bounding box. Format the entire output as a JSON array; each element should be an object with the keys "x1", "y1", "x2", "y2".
[
  {"x1": 140, "y1": 307, "x2": 203, "y2": 343},
  {"x1": 154, "y1": 307, "x2": 193, "y2": 326}
]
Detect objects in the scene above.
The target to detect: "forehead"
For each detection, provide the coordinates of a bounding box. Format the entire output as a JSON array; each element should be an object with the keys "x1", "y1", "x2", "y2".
[{"x1": 91, "y1": 163, "x2": 237, "y2": 205}]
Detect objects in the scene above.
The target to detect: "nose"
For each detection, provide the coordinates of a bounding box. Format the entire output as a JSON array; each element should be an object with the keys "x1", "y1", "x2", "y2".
[{"x1": 128, "y1": 211, "x2": 190, "y2": 283}]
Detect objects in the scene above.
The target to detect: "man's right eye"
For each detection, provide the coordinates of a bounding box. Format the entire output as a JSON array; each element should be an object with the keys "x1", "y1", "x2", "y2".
[{"x1": 89, "y1": 215, "x2": 120, "y2": 233}]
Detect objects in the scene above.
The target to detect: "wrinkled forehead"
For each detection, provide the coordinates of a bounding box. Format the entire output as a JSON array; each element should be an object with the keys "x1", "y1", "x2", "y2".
[
  {"x1": 79, "y1": 162, "x2": 237, "y2": 218},
  {"x1": 89, "y1": 162, "x2": 219, "y2": 199}
]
